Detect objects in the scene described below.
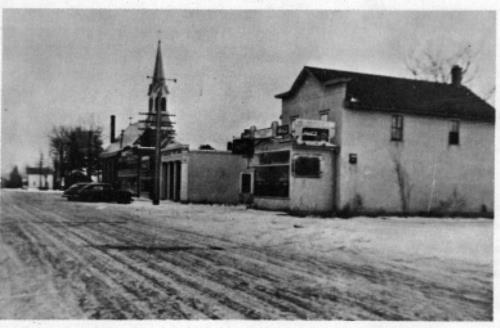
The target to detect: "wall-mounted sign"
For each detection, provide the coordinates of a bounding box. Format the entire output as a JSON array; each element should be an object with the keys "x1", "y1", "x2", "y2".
[
  {"x1": 302, "y1": 128, "x2": 329, "y2": 142},
  {"x1": 276, "y1": 125, "x2": 289, "y2": 136},
  {"x1": 349, "y1": 153, "x2": 357, "y2": 164},
  {"x1": 292, "y1": 119, "x2": 335, "y2": 146},
  {"x1": 254, "y1": 128, "x2": 273, "y2": 139}
]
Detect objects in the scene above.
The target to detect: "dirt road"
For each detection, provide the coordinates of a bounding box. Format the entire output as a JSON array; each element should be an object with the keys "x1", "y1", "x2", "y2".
[{"x1": 0, "y1": 190, "x2": 492, "y2": 320}]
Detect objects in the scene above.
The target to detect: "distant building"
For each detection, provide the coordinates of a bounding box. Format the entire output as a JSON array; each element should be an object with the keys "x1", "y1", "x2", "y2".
[
  {"x1": 236, "y1": 66, "x2": 494, "y2": 215},
  {"x1": 100, "y1": 41, "x2": 174, "y2": 197},
  {"x1": 161, "y1": 143, "x2": 247, "y2": 204},
  {"x1": 100, "y1": 41, "x2": 245, "y2": 203},
  {"x1": 26, "y1": 167, "x2": 54, "y2": 190}
]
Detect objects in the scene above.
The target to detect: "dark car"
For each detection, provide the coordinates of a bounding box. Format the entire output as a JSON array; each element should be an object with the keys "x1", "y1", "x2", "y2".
[
  {"x1": 68, "y1": 183, "x2": 133, "y2": 204},
  {"x1": 62, "y1": 182, "x2": 90, "y2": 198}
]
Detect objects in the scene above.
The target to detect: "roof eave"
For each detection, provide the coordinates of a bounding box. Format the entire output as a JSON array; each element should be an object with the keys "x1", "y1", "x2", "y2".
[{"x1": 345, "y1": 102, "x2": 495, "y2": 123}]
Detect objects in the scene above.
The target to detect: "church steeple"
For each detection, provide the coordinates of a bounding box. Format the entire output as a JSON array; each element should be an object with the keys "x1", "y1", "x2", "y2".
[
  {"x1": 152, "y1": 40, "x2": 165, "y2": 84},
  {"x1": 148, "y1": 40, "x2": 169, "y2": 98}
]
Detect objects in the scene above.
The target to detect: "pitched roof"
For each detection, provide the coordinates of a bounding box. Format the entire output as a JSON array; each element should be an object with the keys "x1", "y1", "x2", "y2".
[
  {"x1": 100, "y1": 121, "x2": 178, "y2": 158},
  {"x1": 100, "y1": 122, "x2": 145, "y2": 158},
  {"x1": 276, "y1": 66, "x2": 495, "y2": 123}
]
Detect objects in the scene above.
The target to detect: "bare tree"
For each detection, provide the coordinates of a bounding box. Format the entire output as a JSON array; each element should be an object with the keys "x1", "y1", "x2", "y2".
[
  {"x1": 49, "y1": 125, "x2": 104, "y2": 188},
  {"x1": 404, "y1": 39, "x2": 495, "y2": 104},
  {"x1": 405, "y1": 41, "x2": 478, "y2": 85}
]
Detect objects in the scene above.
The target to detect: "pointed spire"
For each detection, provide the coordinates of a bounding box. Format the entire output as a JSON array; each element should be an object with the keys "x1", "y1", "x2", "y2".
[{"x1": 152, "y1": 40, "x2": 165, "y2": 83}]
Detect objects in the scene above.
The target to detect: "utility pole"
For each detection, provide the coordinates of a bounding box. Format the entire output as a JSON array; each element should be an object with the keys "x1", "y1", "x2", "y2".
[
  {"x1": 138, "y1": 93, "x2": 175, "y2": 205},
  {"x1": 153, "y1": 92, "x2": 163, "y2": 205},
  {"x1": 138, "y1": 40, "x2": 176, "y2": 205}
]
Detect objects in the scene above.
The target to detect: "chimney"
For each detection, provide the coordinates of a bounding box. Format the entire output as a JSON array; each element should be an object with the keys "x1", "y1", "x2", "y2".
[
  {"x1": 119, "y1": 129, "x2": 125, "y2": 148},
  {"x1": 451, "y1": 65, "x2": 462, "y2": 86},
  {"x1": 110, "y1": 115, "x2": 116, "y2": 143}
]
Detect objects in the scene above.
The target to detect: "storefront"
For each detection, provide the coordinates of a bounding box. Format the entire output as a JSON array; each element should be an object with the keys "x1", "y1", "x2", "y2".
[{"x1": 237, "y1": 119, "x2": 337, "y2": 213}]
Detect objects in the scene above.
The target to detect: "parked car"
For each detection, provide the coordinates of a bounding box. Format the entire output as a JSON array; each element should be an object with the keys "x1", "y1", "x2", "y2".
[
  {"x1": 68, "y1": 183, "x2": 133, "y2": 204},
  {"x1": 62, "y1": 182, "x2": 90, "y2": 198}
]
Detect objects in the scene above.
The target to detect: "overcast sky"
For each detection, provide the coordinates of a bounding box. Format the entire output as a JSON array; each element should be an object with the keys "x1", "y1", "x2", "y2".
[{"x1": 1, "y1": 10, "x2": 495, "y2": 175}]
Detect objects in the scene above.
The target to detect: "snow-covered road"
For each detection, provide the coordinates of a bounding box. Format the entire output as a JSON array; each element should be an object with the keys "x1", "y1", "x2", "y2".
[{"x1": 0, "y1": 190, "x2": 492, "y2": 319}]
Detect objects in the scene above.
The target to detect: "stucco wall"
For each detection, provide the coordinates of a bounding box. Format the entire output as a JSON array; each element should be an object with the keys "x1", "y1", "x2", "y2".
[
  {"x1": 289, "y1": 148, "x2": 335, "y2": 212},
  {"x1": 252, "y1": 143, "x2": 336, "y2": 213},
  {"x1": 339, "y1": 109, "x2": 495, "y2": 214},
  {"x1": 187, "y1": 151, "x2": 247, "y2": 204},
  {"x1": 279, "y1": 73, "x2": 494, "y2": 215}
]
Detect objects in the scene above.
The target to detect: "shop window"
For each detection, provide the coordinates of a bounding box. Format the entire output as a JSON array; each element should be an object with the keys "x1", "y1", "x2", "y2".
[
  {"x1": 391, "y1": 115, "x2": 403, "y2": 141},
  {"x1": 241, "y1": 173, "x2": 252, "y2": 193},
  {"x1": 293, "y1": 156, "x2": 321, "y2": 178},
  {"x1": 254, "y1": 166, "x2": 289, "y2": 197},
  {"x1": 449, "y1": 120, "x2": 460, "y2": 145}
]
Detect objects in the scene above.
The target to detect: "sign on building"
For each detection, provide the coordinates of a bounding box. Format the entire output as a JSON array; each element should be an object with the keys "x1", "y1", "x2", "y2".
[{"x1": 291, "y1": 119, "x2": 335, "y2": 146}]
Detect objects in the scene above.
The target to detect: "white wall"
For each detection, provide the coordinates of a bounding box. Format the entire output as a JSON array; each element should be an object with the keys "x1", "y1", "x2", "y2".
[
  {"x1": 252, "y1": 142, "x2": 336, "y2": 213},
  {"x1": 27, "y1": 174, "x2": 53, "y2": 189},
  {"x1": 339, "y1": 109, "x2": 494, "y2": 214},
  {"x1": 279, "y1": 72, "x2": 494, "y2": 215}
]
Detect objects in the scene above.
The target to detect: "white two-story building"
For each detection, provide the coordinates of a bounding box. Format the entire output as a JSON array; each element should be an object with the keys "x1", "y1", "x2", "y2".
[{"x1": 241, "y1": 66, "x2": 494, "y2": 216}]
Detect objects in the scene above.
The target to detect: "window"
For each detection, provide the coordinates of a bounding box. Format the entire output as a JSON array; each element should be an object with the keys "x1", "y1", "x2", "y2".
[
  {"x1": 254, "y1": 150, "x2": 290, "y2": 197},
  {"x1": 449, "y1": 120, "x2": 460, "y2": 145},
  {"x1": 293, "y1": 156, "x2": 321, "y2": 178},
  {"x1": 391, "y1": 115, "x2": 404, "y2": 141},
  {"x1": 241, "y1": 173, "x2": 252, "y2": 193},
  {"x1": 254, "y1": 166, "x2": 289, "y2": 197},
  {"x1": 149, "y1": 98, "x2": 153, "y2": 112},
  {"x1": 319, "y1": 109, "x2": 329, "y2": 121}
]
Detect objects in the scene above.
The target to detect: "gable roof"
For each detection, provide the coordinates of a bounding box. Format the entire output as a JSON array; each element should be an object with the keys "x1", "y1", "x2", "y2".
[
  {"x1": 100, "y1": 120, "x2": 177, "y2": 158},
  {"x1": 100, "y1": 122, "x2": 145, "y2": 158},
  {"x1": 276, "y1": 66, "x2": 495, "y2": 123}
]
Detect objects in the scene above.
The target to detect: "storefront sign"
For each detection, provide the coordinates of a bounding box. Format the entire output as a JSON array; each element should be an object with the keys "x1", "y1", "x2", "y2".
[
  {"x1": 276, "y1": 125, "x2": 289, "y2": 136},
  {"x1": 254, "y1": 128, "x2": 273, "y2": 139},
  {"x1": 302, "y1": 128, "x2": 329, "y2": 142}
]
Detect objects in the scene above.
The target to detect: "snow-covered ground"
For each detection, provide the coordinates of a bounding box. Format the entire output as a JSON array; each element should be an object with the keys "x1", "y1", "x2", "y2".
[
  {"x1": 128, "y1": 197, "x2": 492, "y2": 265},
  {"x1": 0, "y1": 190, "x2": 493, "y2": 320}
]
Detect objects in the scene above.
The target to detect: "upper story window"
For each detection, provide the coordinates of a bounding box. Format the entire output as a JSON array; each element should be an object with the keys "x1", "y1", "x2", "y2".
[
  {"x1": 391, "y1": 115, "x2": 404, "y2": 141},
  {"x1": 449, "y1": 120, "x2": 460, "y2": 145},
  {"x1": 319, "y1": 109, "x2": 330, "y2": 121}
]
